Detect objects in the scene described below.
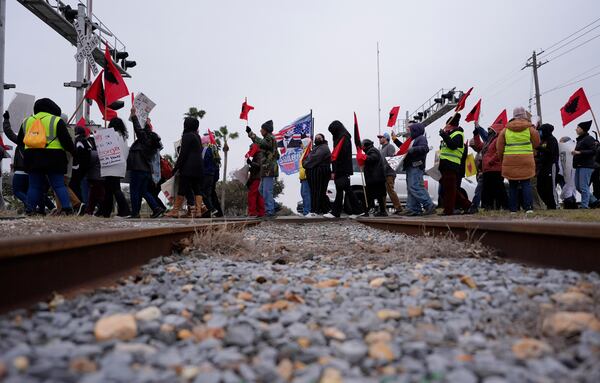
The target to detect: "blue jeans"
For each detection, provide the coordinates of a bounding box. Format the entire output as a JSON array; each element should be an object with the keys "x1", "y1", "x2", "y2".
[
  {"x1": 129, "y1": 170, "x2": 159, "y2": 216},
  {"x1": 12, "y1": 173, "x2": 28, "y2": 205},
  {"x1": 508, "y1": 179, "x2": 533, "y2": 212},
  {"x1": 406, "y1": 167, "x2": 433, "y2": 213},
  {"x1": 471, "y1": 175, "x2": 483, "y2": 209},
  {"x1": 300, "y1": 180, "x2": 311, "y2": 215},
  {"x1": 27, "y1": 172, "x2": 70, "y2": 212},
  {"x1": 259, "y1": 176, "x2": 275, "y2": 216},
  {"x1": 575, "y1": 168, "x2": 597, "y2": 208}
]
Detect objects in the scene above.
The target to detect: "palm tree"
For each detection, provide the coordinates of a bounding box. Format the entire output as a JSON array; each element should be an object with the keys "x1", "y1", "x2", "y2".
[
  {"x1": 214, "y1": 125, "x2": 239, "y2": 209},
  {"x1": 184, "y1": 107, "x2": 206, "y2": 120}
]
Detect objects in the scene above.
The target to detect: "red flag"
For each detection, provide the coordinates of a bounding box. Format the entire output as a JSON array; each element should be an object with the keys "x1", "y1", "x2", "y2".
[
  {"x1": 85, "y1": 70, "x2": 114, "y2": 120},
  {"x1": 492, "y1": 109, "x2": 508, "y2": 128},
  {"x1": 131, "y1": 92, "x2": 135, "y2": 105},
  {"x1": 207, "y1": 128, "x2": 217, "y2": 145},
  {"x1": 455, "y1": 87, "x2": 473, "y2": 112},
  {"x1": 395, "y1": 137, "x2": 413, "y2": 156},
  {"x1": 245, "y1": 143, "x2": 260, "y2": 159},
  {"x1": 387, "y1": 106, "x2": 400, "y2": 127},
  {"x1": 561, "y1": 88, "x2": 592, "y2": 126},
  {"x1": 353, "y1": 112, "x2": 367, "y2": 167},
  {"x1": 240, "y1": 98, "x2": 254, "y2": 120},
  {"x1": 301, "y1": 140, "x2": 312, "y2": 162},
  {"x1": 331, "y1": 136, "x2": 346, "y2": 162},
  {"x1": 465, "y1": 99, "x2": 482, "y2": 123},
  {"x1": 103, "y1": 45, "x2": 129, "y2": 105},
  {"x1": 76, "y1": 117, "x2": 86, "y2": 127}
]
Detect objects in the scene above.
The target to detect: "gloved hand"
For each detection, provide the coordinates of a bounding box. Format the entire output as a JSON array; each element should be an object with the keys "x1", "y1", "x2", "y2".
[
  {"x1": 246, "y1": 126, "x2": 252, "y2": 134},
  {"x1": 439, "y1": 129, "x2": 447, "y2": 138},
  {"x1": 2, "y1": 111, "x2": 9, "y2": 131},
  {"x1": 3, "y1": 111, "x2": 8, "y2": 121},
  {"x1": 246, "y1": 158, "x2": 252, "y2": 165}
]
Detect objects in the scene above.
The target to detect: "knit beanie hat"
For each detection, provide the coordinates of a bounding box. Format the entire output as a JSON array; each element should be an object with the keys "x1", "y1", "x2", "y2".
[
  {"x1": 578, "y1": 120, "x2": 592, "y2": 132},
  {"x1": 512, "y1": 107, "x2": 528, "y2": 120},
  {"x1": 261, "y1": 120, "x2": 274, "y2": 133},
  {"x1": 446, "y1": 113, "x2": 461, "y2": 127}
]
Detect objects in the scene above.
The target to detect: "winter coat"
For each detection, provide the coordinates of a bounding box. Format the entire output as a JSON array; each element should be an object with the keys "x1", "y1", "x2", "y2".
[
  {"x1": 74, "y1": 134, "x2": 92, "y2": 174},
  {"x1": 573, "y1": 133, "x2": 597, "y2": 169},
  {"x1": 248, "y1": 150, "x2": 263, "y2": 181},
  {"x1": 303, "y1": 141, "x2": 331, "y2": 170},
  {"x1": 438, "y1": 126, "x2": 465, "y2": 173},
  {"x1": 2, "y1": 118, "x2": 25, "y2": 172},
  {"x1": 472, "y1": 124, "x2": 504, "y2": 173},
  {"x1": 404, "y1": 123, "x2": 429, "y2": 171},
  {"x1": 380, "y1": 142, "x2": 396, "y2": 157},
  {"x1": 535, "y1": 125, "x2": 559, "y2": 176},
  {"x1": 173, "y1": 129, "x2": 204, "y2": 177},
  {"x1": 363, "y1": 145, "x2": 386, "y2": 185},
  {"x1": 18, "y1": 98, "x2": 75, "y2": 174},
  {"x1": 86, "y1": 138, "x2": 102, "y2": 181},
  {"x1": 202, "y1": 146, "x2": 216, "y2": 176},
  {"x1": 127, "y1": 116, "x2": 163, "y2": 173},
  {"x1": 496, "y1": 119, "x2": 540, "y2": 180},
  {"x1": 328, "y1": 121, "x2": 353, "y2": 178},
  {"x1": 249, "y1": 131, "x2": 279, "y2": 178},
  {"x1": 100, "y1": 131, "x2": 129, "y2": 178}
]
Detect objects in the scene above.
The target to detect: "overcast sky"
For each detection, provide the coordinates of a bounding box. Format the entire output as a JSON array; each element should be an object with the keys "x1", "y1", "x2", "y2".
[{"x1": 3, "y1": 0, "x2": 600, "y2": 208}]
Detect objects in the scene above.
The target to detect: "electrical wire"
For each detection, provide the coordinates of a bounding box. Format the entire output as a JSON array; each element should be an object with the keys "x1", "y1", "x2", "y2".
[
  {"x1": 539, "y1": 23, "x2": 600, "y2": 60},
  {"x1": 540, "y1": 16, "x2": 600, "y2": 54},
  {"x1": 541, "y1": 71, "x2": 600, "y2": 96},
  {"x1": 485, "y1": 71, "x2": 530, "y2": 101},
  {"x1": 544, "y1": 32, "x2": 600, "y2": 63}
]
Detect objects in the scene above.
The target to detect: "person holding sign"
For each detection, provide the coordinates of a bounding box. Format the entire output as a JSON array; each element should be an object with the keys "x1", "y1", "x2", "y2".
[{"x1": 99, "y1": 118, "x2": 131, "y2": 218}]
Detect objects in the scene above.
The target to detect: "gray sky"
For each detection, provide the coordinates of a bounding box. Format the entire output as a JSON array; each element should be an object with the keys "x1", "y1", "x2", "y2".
[{"x1": 3, "y1": 0, "x2": 600, "y2": 208}]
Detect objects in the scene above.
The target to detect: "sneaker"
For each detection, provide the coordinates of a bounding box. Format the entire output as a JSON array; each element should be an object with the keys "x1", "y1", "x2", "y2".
[
  {"x1": 76, "y1": 203, "x2": 86, "y2": 216},
  {"x1": 590, "y1": 200, "x2": 600, "y2": 208},
  {"x1": 374, "y1": 211, "x2": 388, "y2": 217},
  {"x1": 151, "y1": 208, "x2": 166, "y2": 219},
  {"x1": 126, "y1": 214, "x2": 141, "y2": 219},
  {"x1": 323, "y1": 213, "x2": 338, "y2": 219},
  {"x1": 525, "y1": 210, "x2": 534, "y2": 214},
  {"x1": 423, "y1": 205, "x2": 436, "y2": 216},
  {"x1": 393, "y1": 209, "x2": 404, "y2": 216},
  {"x1": 406, "y1": 210, "x2": 423, "y2": 217},
  {"x1": 348, "y1": 214, "x2": 360, "y2": 219},
  {"x1": 304, "y1": 213, "x2": 318, "y2": 218}
]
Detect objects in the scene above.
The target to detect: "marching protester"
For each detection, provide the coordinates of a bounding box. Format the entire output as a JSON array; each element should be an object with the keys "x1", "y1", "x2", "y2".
[
  {"x1": 145, "y1": 119, "x2": 168, "y2": 213},
  {"x1": 535, "y1": 123, "x2": 560, "y2": 209},
  {"x1": 127, "y1": 107, "x2": 165, "y2": 218},
  {"x1": 166, "y1": 117, "x2": 205, "y2": 218},
  {"x1": 84, "y1": 135, "x2": 105, "y2": 215},
  {"x1": 303, "y1": 133, "x2": 332, "y2": 216},
  {"x1": 471, "y1": 121, "x2": 507, "y2": 210},
  {"x1": 496, "y1": 107, "x2": 540, "y2": 213},
  {"x1": 208, "y1": 140, "x2": 224, "y2": 217},
  {"x1": 70, "y1": 124, "x2": 90, "y2": 206},
  {"x1": 324, "y1": 120, "x2": 362, "y2": 218},
  {"x1": 17, "y1": 98, "x2": 76, "y2": 215},
  {"x1": 246, "y1": 144, "x2": 265, "y2": 217},
  {"x1": 298, "y1": 137, "x2": 312, "y2": 216},
  {"x1": 362, "y1": 139, "x2": 388, "y2": 217},
  {"x1": 438, "y1": 113, "x2": 472, "y2": 215},
  {"x1": 572, "y1": 120, "x2": 599, "y2": 209},
  {"x1": 378, "y1": 132, "x2": 403, "y2": 214},
  {"x1": 246, "y1": 120, "x2": 279, "y2": 218},
  {"x1": 199, "y1": 135, "x2": 216, "y2": 217},
  {"x1": 401, "y1": 123, "x2": 435, "y2": 216},
  {"x1": 99, "y1": 117, "x2": 131, "y2": 218}
]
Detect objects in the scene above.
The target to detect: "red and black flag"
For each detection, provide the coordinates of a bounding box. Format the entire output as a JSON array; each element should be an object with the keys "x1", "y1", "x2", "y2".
[
  {"x1": 492, "y1": 109, "x2": 508, "y2": 128},
  {"x1": 240, "y1": 98, "x2": 254, "y2": 120},
  {"x1": 331, "y1": 136, "x2": 346, "y2": 162},
  {"x1": 465, "y1": 99, "x2": 482, "y2": 123},
  {"x1": 207, "y1": 128, "x2": 217, "y2": 145},
  {"x1": 455, "y1": 87, "x2": 473, "y2": 112},
  {"x1": 85, "y1": 70, "x2": 117, "y2": 120},
  {"x1": 561, "y1": 88, "x2": 591, "y2": 126},
  {"x1": 353, "y1": 112, "x2": 367, "y2": 167},
  {"x1": 387, "y1": 106, "x2": 400, "y2": 127},
  {"x1": 103, "y1": 45, "x2": 129, "y2": 106}
]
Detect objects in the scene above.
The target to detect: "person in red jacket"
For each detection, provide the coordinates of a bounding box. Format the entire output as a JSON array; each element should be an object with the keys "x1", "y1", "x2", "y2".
[{"x1": 471, "y1": 122, "x2": 508, "y2": 210}]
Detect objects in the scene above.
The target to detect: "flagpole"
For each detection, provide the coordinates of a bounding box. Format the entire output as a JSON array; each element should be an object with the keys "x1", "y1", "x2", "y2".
[
  {"x1": 376, "y1": 41, "x2": 381, "y2": 136},
  {"x1": 589, "y1": 107, "x2": 600, "y2": 137},
  {"x1": 360, "y1": 170, "x2": 369, "y2": 215},
  {"x1": 67, "y1": 96, "x2": 87, "y2": 125}
]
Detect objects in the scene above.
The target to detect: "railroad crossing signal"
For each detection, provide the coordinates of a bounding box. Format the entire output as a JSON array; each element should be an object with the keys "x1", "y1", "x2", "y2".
[{"x1": 73, "y1": 20, "x2": 99, "y2": 77}]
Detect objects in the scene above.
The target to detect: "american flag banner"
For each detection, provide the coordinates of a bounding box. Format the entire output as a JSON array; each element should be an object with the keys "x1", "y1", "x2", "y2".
[{"x1": 275, "y1": 113, "x2": 313, "y2": 175}]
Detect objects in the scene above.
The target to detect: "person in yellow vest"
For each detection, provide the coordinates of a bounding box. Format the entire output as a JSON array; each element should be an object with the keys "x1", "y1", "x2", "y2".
[
  {"x1": 17, "y1": 98, "x2": 75, "y2": 215},
  {"x1": 496, "y1": 107, "x2": 540, "y2": 213},
  {"x1": 298, "y1": 137, "x2": 313, "y2": 216},
  {"x1": 438, "y1": 113, "x2": 472, "y2": 215}
]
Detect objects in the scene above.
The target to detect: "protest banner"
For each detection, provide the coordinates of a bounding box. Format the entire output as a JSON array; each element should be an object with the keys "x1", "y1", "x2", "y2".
[
  {"x1": 275, "y1": 113, "x2": 313, "y2": 175},
  {"x1": 94, "y1": 128, "x2": 125, "y2": 167},
  {"x1": 7, "y1": 93, "x2": 35, "y2": 131},
  {"x1": 133, "y1": 92, "x2": 156, "y2": 128}
]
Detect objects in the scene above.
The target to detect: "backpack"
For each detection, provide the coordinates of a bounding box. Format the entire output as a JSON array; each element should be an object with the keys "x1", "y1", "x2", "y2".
[
  {"x1": 160, "y1": 156, "x2": 173, "y2": 180},
  {"x1": 23, "y1": 118, "x2": 47, "y2": 149}
]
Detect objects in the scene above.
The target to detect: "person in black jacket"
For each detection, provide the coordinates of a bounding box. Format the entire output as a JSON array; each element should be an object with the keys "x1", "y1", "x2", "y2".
[
  {"x1": 362, "y1": 139, "x2": 388, "y2": 217},
  {"x1": 17, "y1": 98, "x2": 76, "y2": 215},
  {"x1": 536, "y1": 123, "x2": 559, "y2": 209},
  {"x1": 324, "y1": 120, "x2": 362, "y2": 218},
  {"x1": 127, "y1": 107, "x2": 165, "y2": 218},
  {"x1": 572, "y1": 120, "x2": 599, "y2": 209},
  {"x1": 166, "y1": 117, "x2": 205, "y2": 218},
  {"x1": 303, "y1": 133, "x2": 331, "y2": 215},
  {"x1": 71, "y1": 126, "x2": 92, "y2": 210}
]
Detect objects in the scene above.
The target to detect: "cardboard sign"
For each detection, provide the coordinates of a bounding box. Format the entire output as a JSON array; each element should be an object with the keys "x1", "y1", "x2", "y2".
[
  {"x1": 7, "y1": 93, "x2": 35, "y2": 131},
  {"x1": 133, "y1": 93, "x2": 156, "y2": 129},
  {"x1": 95, "y1": 128, "x2": 124, "y2": 167}
]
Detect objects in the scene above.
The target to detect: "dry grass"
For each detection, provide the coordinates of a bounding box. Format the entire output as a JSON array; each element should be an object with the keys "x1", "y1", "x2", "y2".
[{"x1": 476, "y1": 208, "x2": 600, "y2": 222}]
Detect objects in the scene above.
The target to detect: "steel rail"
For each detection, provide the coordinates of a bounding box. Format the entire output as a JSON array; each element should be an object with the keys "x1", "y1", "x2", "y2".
[
  {"x1": 0, "y1": 220, "x2": 259, "y2": 312},
  {"x1": 357, "y1": 218, "x2": 600, "y2": 273}
]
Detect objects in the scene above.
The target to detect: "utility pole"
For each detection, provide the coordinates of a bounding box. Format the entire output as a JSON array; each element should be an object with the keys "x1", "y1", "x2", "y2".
[
  {"x1": 376, "y1": 42, "x2": 381, "y2": 135},
  {"x1": 523, "y1": 50, "x2": 547, "y2": 124},
  {"x1": 84, "y1": 0, "x2": 93, "y2": 123},
  {"x1": 75, "y1": 3, "x2": 86, "y2": 122}
]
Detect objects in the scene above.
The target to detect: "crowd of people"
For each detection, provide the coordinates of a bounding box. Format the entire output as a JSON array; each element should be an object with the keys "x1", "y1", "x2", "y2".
[{"x1": 2, "y1": 98, "x2": 599, "y2": 219}]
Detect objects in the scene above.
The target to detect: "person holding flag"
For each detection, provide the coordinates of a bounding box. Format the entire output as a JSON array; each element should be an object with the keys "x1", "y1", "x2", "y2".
[
  {"x1": 572, "y1": 120, "x2": 600, "y2": 209},
  {"x1": 246, "y1": 120, "x2": 279, "y2": 218},
  {"x1": 377, "y1": 132, "x2": 403, "y2": 214},
  {"x1": 401, "y1": 123, "x2": 435, "y2": 216},
  {"x1": 324, "y1": 120, "x2": 362, "y2": 218},
  {"x1": 471, "y1": 121, "x2": 507, "y2": 210},
  {"x1": 303, "y1": 133, "x2": 332, "y2": 216},
  {"x1": 246, "y1": 144, "x2": 265, "y2": 218}
]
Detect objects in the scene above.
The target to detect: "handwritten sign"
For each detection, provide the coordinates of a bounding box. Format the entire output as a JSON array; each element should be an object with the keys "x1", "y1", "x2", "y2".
[
  {"x1": 95, "y1": 128, "x2": 124, "y2": 167},
  {"x1": 133, "y1": 92, "x2": 156, "y2": 129}
]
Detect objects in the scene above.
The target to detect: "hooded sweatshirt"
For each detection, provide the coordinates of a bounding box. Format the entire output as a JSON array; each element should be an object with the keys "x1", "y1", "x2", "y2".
[
  {"x1": 328, "y1": 120, "x2": 353, "y2": 177},
  {"x1": 363, "y1": 141, "x2": 386, "y2": 185},
  {"x1": 173, "y1": 117, "x2": 204, "y2": 177},
  {"x1": 496, "y1": 119, "x2": 540, "y2": 180},
  {"x1": 472, "y1": 124, "x2": 504, "y2": 173},
  {"x1": 403, "y1": 123, "x2": 429, "y2": 171},
  {"x1": 127, "y1": 115, "x2": 163, "y2": 173},
  {"x1": 535, "y1": 123, "x2": 559, "y2": 176},
  {"x1": 17, "y1": 98, "x2": 75, "y2": 174}
]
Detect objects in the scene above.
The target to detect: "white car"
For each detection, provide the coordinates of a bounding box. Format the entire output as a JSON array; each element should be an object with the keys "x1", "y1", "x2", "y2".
[{"x1": 325, "y1": 157, "x2": 477, "y2": 212}]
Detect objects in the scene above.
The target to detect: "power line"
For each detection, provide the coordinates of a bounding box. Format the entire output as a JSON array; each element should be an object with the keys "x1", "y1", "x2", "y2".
[
  {"x1": 540, "y1": 16, "x2": 600, "y2": 54},
  {"x1": 485, "y1": 71, "x2": 530, "y2": 101},
  {"x1": 539, "y1": 23, "x2": 600, "y2": 59},
  {"x1": 541, "y1": 71, "x2": 600, "y2": 96},
  {"x1": 545, "y1": 32, "x2": 600, "y2": 62}
]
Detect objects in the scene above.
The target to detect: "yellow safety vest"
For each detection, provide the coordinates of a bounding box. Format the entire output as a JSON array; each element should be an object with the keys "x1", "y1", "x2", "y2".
[
  {"x1": 504, "y1": 128, "x2": 533, "y2": 155},
  {"x1": 439, "y1": 130, "x2": 464, "y2": 165},
  {"x1": 23, "y1": 112, "x2": 64, "y2": 150},
  {"x1": 298, "y1": 145, "x2": 310, "y2": 181}
]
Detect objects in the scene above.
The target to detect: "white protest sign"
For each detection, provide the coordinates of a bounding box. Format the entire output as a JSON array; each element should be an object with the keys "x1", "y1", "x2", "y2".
[
  {"x1": 73, "y1": 21, "x2": 100, "y2": 76},
  {"x1": 7, "y1": 92, "x2": 35, "y2": 131},
  {"x1": 94, "y1": 128, "x2": 125, "y2": 167},
  {"x1": 133, "y1": 93, "x2": 156, "y2": 129}
]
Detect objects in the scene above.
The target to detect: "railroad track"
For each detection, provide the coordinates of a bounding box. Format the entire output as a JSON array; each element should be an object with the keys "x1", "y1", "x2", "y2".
[
  {"x1": 358, "y1": 217, "x2": 600, "y2": 273},
  {"x1": 0, "y1": 219, "x2": 260, "y2": 313}
]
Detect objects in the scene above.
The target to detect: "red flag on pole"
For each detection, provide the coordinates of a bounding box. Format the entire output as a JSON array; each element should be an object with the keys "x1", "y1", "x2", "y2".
[
  {"x1": 395, "y1": 137, "x2": 413, "y2": 156},
  {"x1": 301, "y1": 139, "x2": 312, "y2": 162},
  {"x1": 455, "y1": 87, "x2": 473, "y2": 112},
  {"x1": 353, "y1": 112, "x2": 367, "y2": 167},
  {"x1": 76, "y1": 117, "x2": 86, "y2": 127},
  {"x1": 240, "y1": 98, "x2": 254, "y2": 120},
  {"x1": 387, "y1": 106, "x2": 400, "y2": 127},
  {"x1": 492, "y1": 109, "x2": 508, "y2": 128},
  {"x1": 560, "y1": 88, "x2": 592, "y2": 126},
  {"x1": 103, "y1": 45, "x2": 129, "y2": 105},
  {"x1": 331, "y1": 136, "x2": 346, "y2": 162},
  {"x1": 85, "y1": 70, "x2": 115, "y2": 120},
  {"x1": 465, "y1": 99, "x2": 482, "y2": 123},
  {"x1": 207, "y1": 128, "x2": 217, "y2": 145},
  {"x1": 245, "y1": 143, "x2": 259, "y2": 159}
]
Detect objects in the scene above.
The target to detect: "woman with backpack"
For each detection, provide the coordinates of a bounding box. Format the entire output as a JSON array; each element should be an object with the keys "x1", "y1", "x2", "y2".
[{"x1": 99, "y1": 117, "x2": 131, "y2": 218}]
